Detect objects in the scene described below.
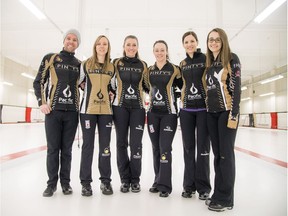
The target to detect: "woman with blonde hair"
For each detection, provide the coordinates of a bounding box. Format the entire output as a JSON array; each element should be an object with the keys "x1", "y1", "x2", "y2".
[{"x1": 79, "y1": 35, "x2": 115, "y2": 196}]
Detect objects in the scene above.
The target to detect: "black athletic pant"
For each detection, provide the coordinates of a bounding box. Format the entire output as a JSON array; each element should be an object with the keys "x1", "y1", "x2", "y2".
[
  {"x1": 113, "y1": 106, "x2": 146, "y2": 184},
  {"x1": 147, "y1": 112, "x2": 177, "y2": 193},
  {"x1": 45, "y1": 110, "x2": 79, "y2": 187},
  {"x1": 80, "y1": 114, "x2": 113, "y2": 185},
  {"x1": 179, "y1": 109, "x2": 211, "y2": 194},
  {"x1": 207, "y1": 111, "x2": 238, "y2": 207}
]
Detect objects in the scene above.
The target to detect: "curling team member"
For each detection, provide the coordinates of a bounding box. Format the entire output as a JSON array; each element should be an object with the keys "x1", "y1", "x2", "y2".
[
  {"x1": 33, "y1": 29, "x2": 81, "y2": 197},
  {"x1": 145, "y1": 40, "x2": 182, "y2": 198},
  {"x1": 79, "y1": 35, "x2": 115, "y2": 196},
  {"x1": 111, "y1": 35, "x2": 148, "y2": 193},
  {"x1": 204, "y1": 28, "x2": 241, "y2": 212},
  {"x1": 179, "y1": 31, "x2": 211, "y2": 200}
]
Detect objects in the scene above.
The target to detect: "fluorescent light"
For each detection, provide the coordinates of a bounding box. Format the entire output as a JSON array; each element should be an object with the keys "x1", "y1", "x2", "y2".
[
  {"x1": 241, "y1": 86, "x2": 248, "y2": 91},
  {"x1": 21, "y1": 72, "x2": 35, "y2": 80},
  {"x1": 241, "y1": 97, "x2": 251, "y2": 101},
  {"x1": 0, "y1": 81, "x2": 13, "y2": 86},
  {"x1": 19, "y1": 0, "x2": 46, "y2": 20},
  {"x1": 254, "y1": 0, "x2": 287, "y2": 23},
  {"x1": 259, "y1": 92, "x2": 274, "y2": 97},
  {"x1": 259, "y1": 75, "x2": 284, "y2": 84}
]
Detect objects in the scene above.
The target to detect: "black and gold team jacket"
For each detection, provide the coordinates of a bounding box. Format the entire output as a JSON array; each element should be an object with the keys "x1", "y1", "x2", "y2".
[
  {"x1": 145, "y1": 61, "x2": 182, "y2": 114},
  {"x1": 204, "y1": 53, "x2": 241, "y2": 118},
  {"x1": 33, "y1": 50, "x2": 81, "y2": 111},
  {"x1": 79, "y1": 61, "x2": 115, "y2": 115},
  {"x1": 179, "y1": 51, "x2": 206, "y2": 110},
  {"x1": 112, "y1": 57, "x2": 148, "y2": 109}
]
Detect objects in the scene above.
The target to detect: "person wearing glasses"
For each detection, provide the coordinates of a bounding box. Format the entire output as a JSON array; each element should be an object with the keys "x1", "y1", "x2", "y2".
[
  {"x1": 111, "y1": 35, "x2": 148, "y2": 193},
  {"x1": 203, "y1": 28, "x2": 241, "y2": 212},
  {"x1": 179, "y1": 31, "x2": 211, "y2": 200},
  {"x1": 145, "y1": 40, "x2": 182, "y2": 198},
  {"x1": 79, "y1": 35, "x2": 115, "y2": 196}
]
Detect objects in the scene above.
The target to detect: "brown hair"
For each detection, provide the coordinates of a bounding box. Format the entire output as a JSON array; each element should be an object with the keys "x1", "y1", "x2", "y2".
[
  {"x1": 153, "y1": 40, "x2": 170, "y2": 60},
  {"x1": 182, "y1": 31, "x2": 198, "y2": 44},
  {"x1": 122, "y1": 35, "x2": 139, "y2": 58},
  {"x1": 206, "y1": 28, "x2": 232, "y2": 70}
]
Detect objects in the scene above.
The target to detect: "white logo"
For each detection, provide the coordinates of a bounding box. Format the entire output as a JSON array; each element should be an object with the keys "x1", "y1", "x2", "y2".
[
  {"x1": 136, "y1": 125, "x2": 144, "y2": 130},
  {"x1": 127, "y1": 85, "x2": 135, "y2": 94},
  {"x1": 106, "y1": 122, "x2": 112, "y2": 128},
  {"x1": 133, "y1": 152, "x2": 142, "y2": 159},
  {"x1": 63, "y1": 85, "x2": 72, "y2": 98},
  {"x1": 155, "y1": 89, "x2": 163, "y2": 100},
  {"x1": 208, "y1": 75, "x2": 214, "y2": 85},
  {"x1": 190, "y1": 83, "x2": 198, "y2": 94},
  {"x1": 163, "y1": 126, "x2": 173, "y2": 132}
]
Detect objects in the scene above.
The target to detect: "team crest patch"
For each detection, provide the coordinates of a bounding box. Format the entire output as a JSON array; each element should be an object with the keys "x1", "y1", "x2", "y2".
[{"x1": 85, "y1": 120, "x2": 90, "y2": 129}]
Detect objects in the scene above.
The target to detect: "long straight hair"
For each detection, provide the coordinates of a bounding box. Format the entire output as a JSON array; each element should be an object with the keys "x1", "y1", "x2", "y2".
[
  {"x1": 206, "y1": 28, "x2": 232, "y2": 70},
  {"x1": 86, "y1": 35, "x2": 111, "y2": 71}
]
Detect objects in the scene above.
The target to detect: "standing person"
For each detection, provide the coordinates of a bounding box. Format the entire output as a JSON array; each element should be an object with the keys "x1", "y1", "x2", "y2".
[
  {"x1": 145, "y1": 40, "x2": 182, "y2": 198},
  {"x1": 112, "y1": 35, "x2": 148, "y2": 193},
  {"x1": 179, "y1": 31, "x2": 211, "y2": 200},
  {"x1": 79, "y1": 35, "x2": 115, "y2": 196},
  {"x1": 33, "y1": 29, "x2": 81, "y2": 197},
  {"x1": 204, "y1": 28, "x2": 241, "y2": 212}
]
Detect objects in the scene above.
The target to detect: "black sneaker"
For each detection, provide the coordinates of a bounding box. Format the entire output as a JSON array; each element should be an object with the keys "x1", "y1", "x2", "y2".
[
  {"x1": 100, "y1": 182, "x2": 113, "y2": 195},
  {"x1": 149, "y1": 186, "x2": 159, "y2": 193},
  {"x1": 181, "y1": 190, "x2": 193, "y2": 198},
  {"x1": 205, "y1": 198, "x2": 212, "y2": 206},
  {"x1": 208, "y1": 202, "x2": 233, "y2": 212},
  {"x1": 120, "y1": 183, "x2": 130, "y2": 193},
  {"x1": 81, "y1": 184, "x2": 93, "y2": 196},
  {"x1": 43, "y1": 186, "x2": 57, "y2": 197},
  {"x1": 159, "y1": 191, "x2": 169, "y2": 198},
  {"x1": 131, "y1": 183, "x2": 141, "y2": 193},
  {"x1": 62, "y1": 185, "x2": 73, "y2": 195},
  {"x1": 199, "y1": 192, "x2": 209, "y2": 200}
]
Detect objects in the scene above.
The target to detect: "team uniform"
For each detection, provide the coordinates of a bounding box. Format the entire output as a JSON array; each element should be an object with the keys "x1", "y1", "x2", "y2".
[
  {"x1": 79, "y1": 61, "x2": 115, "y2": 194},
  {"x1": 204, "y1": 53, "x2": 241, "y2": 208},
  {"x1": 111, "y1": 56, "x2": 148, "y2": 191},
  {"x1": 179, "y1": 51, "x2": 211, "y2": 198},
  {"x1": 145, "y1": 61, "x2": 182, "y2": 195},
  {"x1": 33, "y1": 50, "x2": 81, "y2": 189}
]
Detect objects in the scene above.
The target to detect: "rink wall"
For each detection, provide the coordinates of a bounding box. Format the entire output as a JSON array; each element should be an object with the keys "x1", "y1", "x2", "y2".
[
  {"x1": 0, "y1": 105, "x2": 44, "y2": 123},
  {"x1": 0, "y1": 104, "x2": 287, "y2": 130},
  {"x1": 239, "y1": 112, "x2": 287, "y2": 130}
]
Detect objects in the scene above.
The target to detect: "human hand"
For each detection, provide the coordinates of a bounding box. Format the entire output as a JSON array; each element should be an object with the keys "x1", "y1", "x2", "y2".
[
  {"x1": 40, "y1": 104, "x2": 52, "y2": 115},
  {"x1": 227, "y1": 112, "x2": 238, "y2": 129}
]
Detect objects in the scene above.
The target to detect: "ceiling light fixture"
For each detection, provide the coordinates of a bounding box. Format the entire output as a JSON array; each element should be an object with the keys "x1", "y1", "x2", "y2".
[
  {"x1": 259, "y1": 92, "x2": 274, "y2": 97},
  {"x1": 259, "y1": 75, "x2": 284, "y2": 84},
  {"x1": 254, "y1": 0, "x2": 287, "y2": 23},
  {"x1": 241, "y1": 97, "x2": 251, "y2": 101},
  {"x1": 21, "y1": 72, "x2": 35, "y2": 80},
  {"x1": 19, "y1": 0, "x2": 46, "y2": 20},
  {"x1": 241, "y1": 86, "x2": 248, "y2": 91},
  {"x1": 0, "y1": 81, "x2": 13, "y2": 86}
]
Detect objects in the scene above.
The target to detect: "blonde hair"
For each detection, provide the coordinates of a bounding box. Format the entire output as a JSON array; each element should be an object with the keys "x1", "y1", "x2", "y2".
[{"x1": 86, "y1": 35, "x2": 111, "y2": 71}]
